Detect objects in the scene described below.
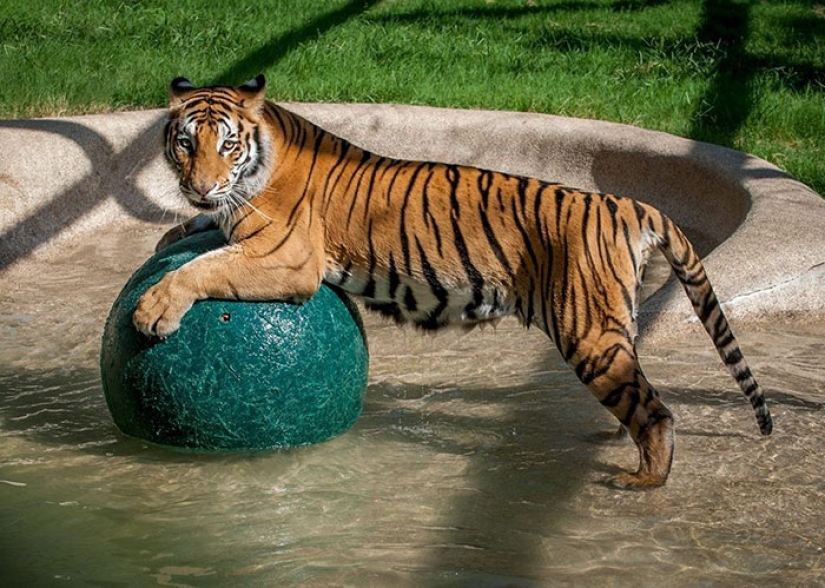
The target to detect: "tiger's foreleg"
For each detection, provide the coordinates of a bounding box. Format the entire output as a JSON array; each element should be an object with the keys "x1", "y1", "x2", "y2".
[
  {"x1": 133, "y1": 243, "x2": 324, "y2": 338},
  {"x1": 569, "y1": 335, "x2": 674, "y2": 489}
]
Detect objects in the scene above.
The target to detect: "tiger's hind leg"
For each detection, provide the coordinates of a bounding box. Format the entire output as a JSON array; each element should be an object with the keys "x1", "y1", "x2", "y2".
[{"x1": 568, "y1": 334, "x2": 674, "y2": 489}]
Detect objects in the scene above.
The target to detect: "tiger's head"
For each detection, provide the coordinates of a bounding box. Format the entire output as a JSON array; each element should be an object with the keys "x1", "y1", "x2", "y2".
[{"x1": 164, "y1": 75, "x2": 272, "y2": 215}]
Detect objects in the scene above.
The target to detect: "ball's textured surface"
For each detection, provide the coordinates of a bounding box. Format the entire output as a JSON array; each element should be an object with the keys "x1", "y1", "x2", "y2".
[{"x1": 100, "y1": 231, "x2": 369, "y2": 451}]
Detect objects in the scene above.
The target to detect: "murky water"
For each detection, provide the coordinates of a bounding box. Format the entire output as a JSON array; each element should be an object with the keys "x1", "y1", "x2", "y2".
[{"x1": 1, "y1": 229, "x2": 824, "y2": 587}]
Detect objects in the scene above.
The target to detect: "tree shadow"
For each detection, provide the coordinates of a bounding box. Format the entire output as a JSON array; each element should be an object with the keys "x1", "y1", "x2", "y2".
[
  {"x1": 212, "y1": 0, "x2": 380, "y2": 85},
  {"x1": 370, "y1": 0, "x2": 671, "y2": 24},
  {"x1": 688, "y1": 0, "x2": 754, "y2": 146},
  {"x1": 0, "y1": 1, "x2": 379, "y2": 273},
  {"x1": 369, "y1": 0, "x2": 823, "y2": 158},
  {"x1": 0, "y1": 117, "x2": 172, "y2": 271}
]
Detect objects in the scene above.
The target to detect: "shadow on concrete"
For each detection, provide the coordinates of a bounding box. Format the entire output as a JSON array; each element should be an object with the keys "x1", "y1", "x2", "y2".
[
  {"x1": 0, "y1": 117, "x2": 166, "y2": 272},
  {"x1": 0, "y1": 2, "x2": 378, "y2": 272}
]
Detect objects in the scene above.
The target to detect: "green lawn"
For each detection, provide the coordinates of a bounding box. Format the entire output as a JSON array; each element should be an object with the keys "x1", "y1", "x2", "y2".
[{"x1": 1, "y1": 0, "x2": 823, "y2": 194}]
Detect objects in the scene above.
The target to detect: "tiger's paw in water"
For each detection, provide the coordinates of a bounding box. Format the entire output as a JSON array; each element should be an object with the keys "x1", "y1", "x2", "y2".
[{"x1": 607, "y1": 472, "x2": 668, "y2": 491}]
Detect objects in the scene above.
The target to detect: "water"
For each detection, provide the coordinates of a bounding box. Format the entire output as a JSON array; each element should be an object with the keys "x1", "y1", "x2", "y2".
[{"x1": 1, "y1": 228, "x2": 824, "y2": 587}]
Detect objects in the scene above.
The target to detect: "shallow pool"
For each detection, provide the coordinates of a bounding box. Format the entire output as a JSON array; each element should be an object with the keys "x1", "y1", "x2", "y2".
[{"x1": 1, "y1": 228, "x2": 824, "y2": 587}]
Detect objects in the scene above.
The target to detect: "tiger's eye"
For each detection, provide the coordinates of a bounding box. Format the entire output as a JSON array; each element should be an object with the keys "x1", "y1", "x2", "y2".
[
  {"x1": 177, "y1": 137, "x2": 193, "y2": 151},
  {"x1": 221, "y1": 139, "x2": 238, "y2": 154}
]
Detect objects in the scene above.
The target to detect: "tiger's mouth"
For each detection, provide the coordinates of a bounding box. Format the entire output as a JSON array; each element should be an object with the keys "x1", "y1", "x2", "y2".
[
  {"x1": 181, "y1": 186, "x2": 231, "y2": 212},
  {"x1": 190, "y1": 199, "x2": 224, "y2": 211}
]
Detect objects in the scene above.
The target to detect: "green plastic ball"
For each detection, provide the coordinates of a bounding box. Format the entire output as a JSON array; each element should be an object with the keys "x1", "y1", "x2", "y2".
[{"x1": 100, "y1": 231, "x2": 369, "y2": 451}]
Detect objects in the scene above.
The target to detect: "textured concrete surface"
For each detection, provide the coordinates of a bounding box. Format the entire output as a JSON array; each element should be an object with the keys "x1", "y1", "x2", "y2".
[{"x1": 1, "y1": 105, "x2": 823, "y2": 341}]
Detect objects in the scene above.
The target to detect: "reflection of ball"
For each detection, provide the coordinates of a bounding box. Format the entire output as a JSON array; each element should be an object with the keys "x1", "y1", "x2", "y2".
[{"x1": 100, "y1": 231, "x2": 369, "y2": 451}]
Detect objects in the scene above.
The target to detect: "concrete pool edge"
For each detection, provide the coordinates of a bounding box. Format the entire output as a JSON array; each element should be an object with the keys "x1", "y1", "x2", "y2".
[{"x1": 1, "y1": 104, "x2": 823, "y2": 342}]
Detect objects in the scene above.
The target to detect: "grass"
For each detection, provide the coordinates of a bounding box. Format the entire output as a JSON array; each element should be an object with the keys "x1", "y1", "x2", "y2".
[{"x1": 1, "y1": 0, "x2": 823, "y2": 194}]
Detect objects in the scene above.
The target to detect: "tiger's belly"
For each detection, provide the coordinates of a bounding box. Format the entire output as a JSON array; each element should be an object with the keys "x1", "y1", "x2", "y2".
[{"x1": 324, "y1": 261, "x2": 514, "y2": 330}]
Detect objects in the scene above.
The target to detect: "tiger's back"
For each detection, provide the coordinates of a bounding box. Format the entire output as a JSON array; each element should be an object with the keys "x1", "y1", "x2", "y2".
[
  {"x1": 134, "y1": 76, "x2": 772, "y2": 490},
  {"x1": 265, "y1": 112, "x2": 646, "y2": 338}
]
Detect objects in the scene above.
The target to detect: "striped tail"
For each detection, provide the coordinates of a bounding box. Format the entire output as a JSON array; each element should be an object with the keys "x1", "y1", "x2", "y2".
[{"x1": 653, "y1": 212, "x2": 773, "y2": 436}]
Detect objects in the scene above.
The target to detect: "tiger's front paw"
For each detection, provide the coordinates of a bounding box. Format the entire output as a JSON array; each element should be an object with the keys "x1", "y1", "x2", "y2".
[{"x1": 133, "y1": 274, "x2": 196, "y2": 338}]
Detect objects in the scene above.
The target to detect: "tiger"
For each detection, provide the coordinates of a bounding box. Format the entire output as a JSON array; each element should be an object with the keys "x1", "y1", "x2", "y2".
[{"x1": 133, "y1": 75, "x2": 773, "y2": 489}]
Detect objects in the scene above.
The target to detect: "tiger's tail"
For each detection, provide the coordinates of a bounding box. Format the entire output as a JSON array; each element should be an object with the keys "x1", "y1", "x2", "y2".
[{"x1": 649, "y1": 208, "x2": 773, "y2": 436}]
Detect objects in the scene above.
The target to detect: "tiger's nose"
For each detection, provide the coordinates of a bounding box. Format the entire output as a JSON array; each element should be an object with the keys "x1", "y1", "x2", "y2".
[{"x1": 191, "y1": 182, "x2": 217, "y2": 197}]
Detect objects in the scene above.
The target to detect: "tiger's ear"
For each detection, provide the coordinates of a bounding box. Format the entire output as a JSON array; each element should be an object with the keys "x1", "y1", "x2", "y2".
[
  {"x1": 238, "y1": 74, "x2": 267, "y2": 112},
  {"x1": 169, "y1": 77, "x2": 196, "y2": 108}
]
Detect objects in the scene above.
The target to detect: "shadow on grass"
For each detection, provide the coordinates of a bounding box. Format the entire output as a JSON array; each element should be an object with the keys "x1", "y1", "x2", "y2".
[
  {"x1": 689, "y1": 0, "x2": 754, "y2": 146},
  {"x1": 370, "y1": 0, "x2": 671, "y2": 23},
  {"x1": 370, "y1": 0, "x2": 824, "y2": 155},
  {"x1": 212, "y1": 0, "x2": 380, "y2": 85}
]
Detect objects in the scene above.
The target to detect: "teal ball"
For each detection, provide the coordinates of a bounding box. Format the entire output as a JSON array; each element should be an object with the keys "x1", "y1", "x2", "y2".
[{"x1": 100, "y1": 231, "x2": 369, "y2": 451}]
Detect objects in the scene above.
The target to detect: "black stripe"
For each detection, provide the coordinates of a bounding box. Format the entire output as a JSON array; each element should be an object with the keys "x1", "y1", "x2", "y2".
[
  {"x1": 622, "y1": 219, "x2": 637, "y2": 271},
  {"x1": 403, "y1": 285, "x2": 418, "y2": 312},
  {"x1": 633, "y1": 200, "x2": 646, "y2": 224},
  {"x1": 533, "y1": 184, "x2": 552, "y2": 254},
  {"x1": 339, "y1": 149, "x2": 374, "y2": 217},
  {"x1": 421, "y1": 169, "x2": 443, "y2": 256},
  {"x1": 479, "y1": 203, "x2": 515, "y2": 281},
  {"x1": 605, "y1": 196, "x2": 619, "y2": 237},
  {"x1": 240, "y1": 126, "x2": 263, "y2": 178},
  {"x1": 269, "y1": 105, "x2": 289, "y2": 137},
  {"x1": 399, "y1": 172, "x2": 414, "y2": 276},
  {"x1": 620, "y1": 389, "x2": 640, "y2": 426},
  {"x1": 348, "y1": 155, "x2": 383, "y2": 226},
  {"x1": 580, "y1": 343, "x2": 627, "y2": 385},
  {"x1": 446, "y1": 165, "x2": 461, "y2": 217},
  {"x1": 555, "y1": 189, "x2": 566, "y2": 239},
  {"x1": 601, "y1": 383, "x2": 632, "y2": 407},
  {"x1": 451, "y1": 215, "x2": 485, "y2": 314},
  {"x1": 516, "y1": 177, "x2": 530, "y2": 215},
  {"x1": 710, "y1": 307, "x2": 728, "y2": 339},
  {"x1": 253, "y1": 221, "x2": 298, "y2": 258},
  {"x1": 715, "y1": 330, "x2": 735, "y2": 350},
  {"x1": 384, "y1": 162, "x2": 409, "y2": 205},
  {"x1": 388, "y1": 252, "x2": 400, "y2": 299},
  {"x1": 725, "y1": 347, "x2": 744, "y2": 366},
  {"x1": 735, "y1": 367, "x2": 753, "y2": 385},
  {"x1": 743, "y1": 380, "x2": 760, "y2": 398},
  {"x1": 229, "y1": 208, "x2": 257, "y2": 238},
  {"x1": 235, "y1": 221, "x2": 270, "y2": 242},
  {"x1": 478, "y1": 170, "x2": 493, "y2": 208},
  {"x1": 416, "y1": 238, "x2": 450, "y2": 329},
  {"x1": 322, "y1": 140, "x2": 352, "y2": 199},
  {"x1": 699, "y1": 291, "x2": 720, "y2": 322},
  {"x1": 525, "y1": 276, "x2": 535, "y2": 327},
  {"x1": 362, "y1": 221, "x2": 377, "y2": 298},
  {"x1": 334, "y1": 260, "x2": 353, "y2": 287},
  {"x1": 511, "y1": 199, "x2": 539, "y2": 270},
  {"x1": 287, "y1": 129, "x2": 327, "y2": 226}
]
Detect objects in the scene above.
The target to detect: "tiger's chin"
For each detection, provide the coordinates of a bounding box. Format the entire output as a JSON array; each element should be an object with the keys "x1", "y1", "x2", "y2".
[{"x1": 190, "y1": 199, "x2": 224, "y2": 212}]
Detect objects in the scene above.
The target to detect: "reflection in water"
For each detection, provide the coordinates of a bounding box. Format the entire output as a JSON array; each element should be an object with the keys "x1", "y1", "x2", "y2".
[{"x1": 1, "y1": 229, "x2": 823, "y2": 586}]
